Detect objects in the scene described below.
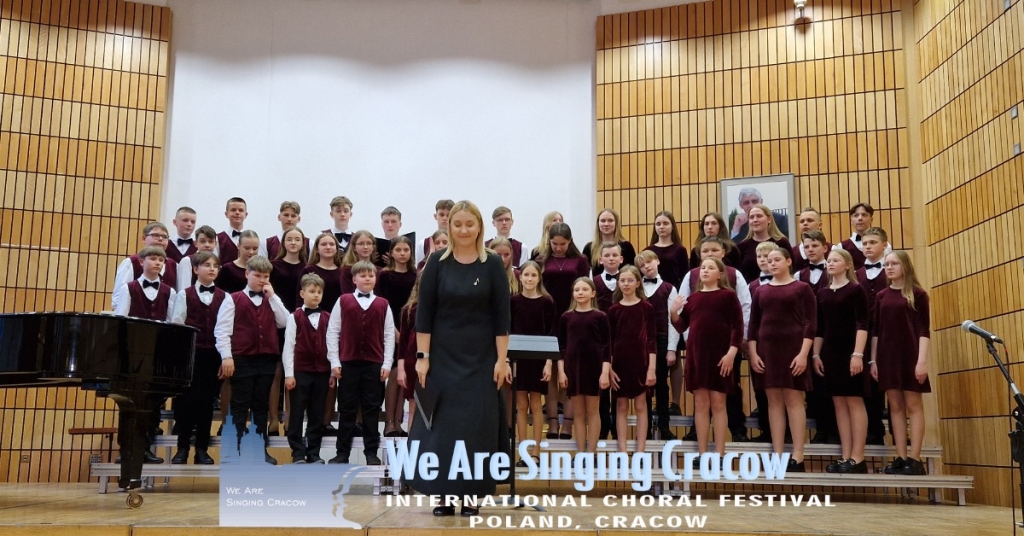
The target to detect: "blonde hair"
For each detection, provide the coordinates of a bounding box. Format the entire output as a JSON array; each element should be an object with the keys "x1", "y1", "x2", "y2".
[
  {"x1": 755, "y1": 240, "x2": 779, "y2": 255},
  {"x1": 246, "y1": 255, "x2": 273, "y2": 274},
  {"x1": 634, "y1": 250, "x2": 659, "y2": 265},
  {"x1": 299, "y1": 272, "x2": 324, "y2": 291},
  {"x1": 745, "y1": 204, "x2": 786, "y2": 241},
  {"x1": 330, "y1": 196, "x2": 352, "y2": 210},
  {"x1": 309, "y1": 232, "x2": 343, "y2": 267},
  {"x1": 568, "y1": 276, "x2": 598, "y2": 312},
  {"x1": 696, "y1": 257, "x2": 733, "y2": 292},
  {"x1": 590, "y1": 208, "x2": 625, "y2": 268},
  {"x1": 827, "y1": 249, "x2": 859, "y2": 285},
  {"x1": 341, "y1": 230, "x2": 378, "y2": 267},
  {"x1": 489, "y1": 237, "x2": 520, "y2": 294},
  {"x1": 612, "y1": 265, "x2": 648, "y2": 303},
  {"x1": 887, "y1": 250, "x2": 923, "y2": 310},
  {"x1": 518, "y1": 261, "x2": 551, "y2": 299},
  {"x1": 401, "y1": 272, "x2": 423, "y2": 327},
  {"x1": 279, "y1": 201, "x2": 301, "y2": 214},
  {"x1": 535, "y1": 211, "x2": 563, "y2": 259},
  {"x1": 439, "y1": 200, "x2": 489, "y2": 263}
]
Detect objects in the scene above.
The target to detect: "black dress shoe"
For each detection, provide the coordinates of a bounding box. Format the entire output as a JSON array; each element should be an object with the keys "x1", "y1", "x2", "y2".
[
  {"x1": 682, "y1": 428, "x2": 697, "y2": 441},
  {"x1": 143, "y1": 451, "x2": 164, "y2": 464},
  {"x1": 839, "y1": 459, "x2": 867, "y2": 474},
  {"x1": 883, "y1": 457, "x2": 906, "y2": 474},
  {"x1": 658, "y1": 427, "x2": 677, "y2": 440},
  {"x1": 365, "y1": 454, "x2": 382, "y2": 466},
  {"x1": 194, "y1": 449, "x2": 215, "y2": 465},
  {"x1": 322, "y1": 424, "x2": 338, "y2": 436},
  {"x1": 668, "y1": 403, "x2": 682, "y2": 416},
  {"x1": 292, "y1": 458, "x2": 308, "y2": 464},
  {"x1": 901, "y1": 458, "x2": 926, "y2": 475},
  {"x1": 461, "y1": 506, "x2": 479, "y2": 516},
  {"x1": 265, "y1": 452, "x2": 278, "y2": 465},
  {"x1": 731, "y1": 431, "x2": 750, "y2": 442},
  {"x1": 825, "y1": 459, "x2": 846, "y2": 473},
  {"x1": 328, "y1": 455, "x2": 350, "y2": 464},
  {"x1": 433, "y1": 506, "x2": 455, "y2": 516},
  {"x1": 787, "y1": 459, "x2": 805, "y2": 473},
  {"x1": 307, "y1": 454, "x2": 325, "y2": 464},
  {"x1": 171, "y1": 449, "x2": 189, "y2": 465}
]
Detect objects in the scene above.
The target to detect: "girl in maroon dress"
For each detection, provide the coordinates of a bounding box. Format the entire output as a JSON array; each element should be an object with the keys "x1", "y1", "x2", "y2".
[
  {"x1": 269, "y1": 226, "x2": 309, "y2": 436},
  {"x1": 303, "y1": 232, "x2": 343, "y2": 432},
  {"x1": 340, "y1": 230, "x2": 380, "y2": 295},
  {"x1": 689, "y1": 212, "x2": 741, "y2": 269},
  {"x1": 582, "y1": 208, "x2": 637, "y2": 275},
  {"x1": 540, "y1": 222, "x2": 590, "y2": 439},
  {"x1": 490, "y1": 237, "x2": 522, "y2": 295},
  {"x1": 748, "y1": 247, "x2": 816, "y2": 472},
  {"x1": 645, "y1": 210, "x2": 690, "y2": 289},
  {"x1": 512, "y1": 261, "x2": 557, "y2": 464},
  {"x1": 395, "y1": 273, "x2": 422, "y2": 434},
  {"x1": 378, "y1": 236, "x2": 417, "y2": 438},
  {"x1": 608, "y1": 266, "x2": 657, "y2": 454},
  {"x1": 557, "y1": 277, "x2": 610, "y2": 453},
  {"x1": 812, "y1": 249, "x2": 869, "y2": 474},
  {"x1": 737, "y1": 204, "x2": 794, "y2": 284},
  {"x1": 870, "y1": 250, "x2": 931, "y2": 476},
  {"x1": 671, "y1": 258, "x2": 743, "y2": 459}
]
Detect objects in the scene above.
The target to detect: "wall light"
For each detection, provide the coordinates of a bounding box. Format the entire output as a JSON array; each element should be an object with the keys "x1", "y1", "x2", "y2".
[{"x1": 795, "y1": 0, "x2": 809, "y2": 22}]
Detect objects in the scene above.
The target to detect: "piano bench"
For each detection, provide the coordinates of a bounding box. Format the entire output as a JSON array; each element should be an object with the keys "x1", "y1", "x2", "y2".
[{"x1": 68, "y1": 427, "x2": 118, "y2": 463}]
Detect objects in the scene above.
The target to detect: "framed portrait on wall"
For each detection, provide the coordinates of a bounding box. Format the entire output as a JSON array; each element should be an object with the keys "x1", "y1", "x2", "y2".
[{"x1": 720, "y1": 173, "x2": 796, "y2": 242}]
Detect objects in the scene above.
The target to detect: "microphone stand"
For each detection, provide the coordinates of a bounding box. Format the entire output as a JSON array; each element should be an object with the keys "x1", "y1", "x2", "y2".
[{"x1": 984, "y1": 340, "x2": 1024, "y2": 528}]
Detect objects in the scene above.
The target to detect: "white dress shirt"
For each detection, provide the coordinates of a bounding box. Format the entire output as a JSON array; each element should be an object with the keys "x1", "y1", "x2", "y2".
[
  {"x1": 325, "y1": 292, "x2": 396, "y2": 370},
  {"x1": 282, "y1": 310, "x2": 323, "y2": 377},
  {"x1": 330, "y1": 227, "x2": 351, "y2": 251},
  {"x1": 850, "y1": 232, "x2": 893, "y2": 257},
  {"x1": 213, "y1": 287, "x2": 289, "y2": 359},
  {"x1": 169, "y1": 282, "x2": 218, "y2": 325},
  {"x1": 806, "y1": 262, "x2": 826, "y2": 285},
  {"x1": 600, "y1": 271, "x2": 619, "y2": 292},
  {"x1": 862, "y1": 258, "x2": 885, "y2": 280},
  {"x1": 642, "y1": 275, "x2": 681, "y2": 352},
  {"x1": 679, "y1": 270, "x2": 752, "y2": 339},
  {"x1": 111, "y1": 257, "x2": 171, "y2": 310},
  {"x1": 112, "y1": 275, "x2": 176, "y2": 321},
  {"x1": 173, "y1": 236, "x2": 194, "y2": 256},
  {"x1": 176, "y1": 256, "x2": 194, "y2": 291}
]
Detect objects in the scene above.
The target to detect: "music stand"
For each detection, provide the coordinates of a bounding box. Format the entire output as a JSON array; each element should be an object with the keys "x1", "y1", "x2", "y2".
[{"x1": 508, "y1": 334, "x2": 560, "y2": 512}]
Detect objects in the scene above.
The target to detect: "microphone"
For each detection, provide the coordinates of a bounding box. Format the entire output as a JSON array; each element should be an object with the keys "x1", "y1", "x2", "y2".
[{"x1": 961, "y1": 320, "x2": 1004, "y2": 344}]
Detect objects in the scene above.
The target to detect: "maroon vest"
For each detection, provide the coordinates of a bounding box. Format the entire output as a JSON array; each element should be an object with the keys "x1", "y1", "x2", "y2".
[
  {"x1": 229, "y1": 292, "x2": 280, "y2": 356},
  {"x1": 126, "y1": 280, "x2": 171, "y2": 320},
  {"x1": 687, "y1": 266, "x2": 739, "y2": 293},
  {"x1": 790, "y1": 243, "x2": 832, "y2": 273},
  {"x1": 292, "y1": 309, "x2": 331, "y2": 373},
  {"x1": 130, "y1": 255, "x2": 178, "y2": 288},
  {"x1": 217, "y1": 232, "x2": 239, "y2": 264},
  {"x1": 337, "y1": 295, "x2": 388, "y2": 363},
  {"x1": 165, "y1": 240, "x2": 196, "y2": 263},
  {"x1": 594, "y1": 274, "x2": 616, "y2": 312},
  {"x1": 797, "y1": 265, "x2": 830, "y2": 295},
  {"x1": 266, "y1": 236, "x2": 281, "y2": 260},
  {"x1": 855, "y1": 267, "x2": 889, "y2": 322},
  {"x1": 840, "y1": 239, "x2": 867, "y2": 270},
  {"x1": 422, "y1": 236, "x2": 432, "y2": 259},
  {"x1": 646, "y1": 281, "x2": 674, "y2": 337},
  {"x1": 184, "y1": 286, "x2": 226, "y2": 349}
]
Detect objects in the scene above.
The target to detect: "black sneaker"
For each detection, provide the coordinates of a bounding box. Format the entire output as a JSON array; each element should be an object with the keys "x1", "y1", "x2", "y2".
[
  {"x1": 883, "y1": 457, "x2": 905, "y2": 474},
  {"x1": 825, "y1": 459, "x2": 846, "y2": 473},
  {"x1": 901, "y1": 458, "x2": 926, "y2": 475},
  {"x1": 365, "y1": 454, "x2": 382, "y2": 466},
  {"x1": 328, "y1": 455, "x2": 350, "y2": 464},
  {"x1": 787, "y1": 459, "x2": 805, "y2": 473},
  {"x1": 840, "y1": 459, "x2": 868, "y2": 474}
]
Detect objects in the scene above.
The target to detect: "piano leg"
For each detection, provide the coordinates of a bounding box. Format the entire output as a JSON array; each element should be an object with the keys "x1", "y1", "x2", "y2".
[{"x1": 108, "y1": 391, "x2": 166, "y2": 508}]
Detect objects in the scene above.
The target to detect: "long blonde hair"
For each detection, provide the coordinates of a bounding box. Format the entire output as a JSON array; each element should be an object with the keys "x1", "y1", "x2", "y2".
[
  {"x1": 827, "y1": 249, "x2": 859, "y2": 285},
  {"x1": 745, "y1": 204, "x2": 786, "y2": 241},
  {"x1": 535, "y1": 211, "x2": 563, "y2": 260},
  {"x1": 440, "y1": 200, "x2": 489, "y2": 263},
  {"x1": 590, "y1": 208, "x2": 625, "y2": 269},
  {"x1": 401, "y1": 271, "x2": 423, "y2": 328},
  {"x1": 341, "y1": 230, "x2": 378, "y2": 267},
  {"x1": 612, "y1": 265, "x2": 648, "y2": 303},
  {"x1": 887, "y1": 250, "x2": 923, "y2": 310},
  {"x1": 490, "y1": 237, "x2": 521, "y2": 294},
  {"x1": 695, "y1": 257, "x2": 733, "y2": 292}
]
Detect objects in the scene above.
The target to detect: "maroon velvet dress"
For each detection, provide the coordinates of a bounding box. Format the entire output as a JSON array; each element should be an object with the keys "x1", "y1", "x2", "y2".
[
  {"x1": 736, "y1": 237, "x2": 794, "y2": 284},
  {"x1": 398, "y1": 304, "x2": 418, "y2": 400},
  {"x1": 607, "y1": 300, "x2": 657, "y2": 399},
  {"x1": 541, "y1": 255, "x2": 591, "y2": 314},
  {"x1": 672, "y1": 289, "x2": 743, "y2": 393},
  {"x1": 748, "y1": 280, "x2": 817, "y2": 391},
  {"x1": 377, "y1": 269, "x2": 417, "y2": 319},
  {"x1": 270, "y1": 259, "x2": 304, "y2": 313},
  {"x1": 301, "y1": 264, "x2": 342, "y2": 314},
  {"x1": 557, "y1": 309, "x2": 610, "y2": 397},
  {"x1": 510, "y1": 294, "x2": 558, "y2": 393},
  {"x1": 644, "y1": 243, "x2": 689, "y2": 289},
  {"x1": 817, "y1": 282, "x2": 869, "y2": 396},
  {"x1": 214, "y1": 261, "x2": 248, "y2": 293},
  {"x1": 873, "y1": 287, "x2": 931, "y2": 393}
]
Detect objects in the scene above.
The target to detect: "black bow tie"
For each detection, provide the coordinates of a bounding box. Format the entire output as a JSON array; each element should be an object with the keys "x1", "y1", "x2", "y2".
[
  {"x1": 142, "y1": 280, "x2": 159, "y2": 289},
  {"x1": 809, "y1": 264, "x2": 825, "y2": 271},
  {"x1": 199, "y1": 285, "x2": 215, "y2": 294},
  {"x1": 303, "y1": 307, "x2": 321, "y2": 316},
  {"x1": 604, "y1": 273, "x2": 617, "y2": 281},
  {"x1": 335, "y1": 232, "x2": 350, "y2": 242},
  {"x1": 643, "y1": 277, "x2": 658, "y2": 284},
  {"x1": 759, "y1": 275, "x2": 772, "y2": 282},
  {"x1": 248, "y1": 290, "x2": 264, "y2": 298},
  {"x1": 865, "y1": 262, "x2": 882, "y2": 270},
  {"x1": 232, "y1": 230, "x2": 242, "y2": 238},
  {"x1": 357, "y1": 292, "x2": 371, "y2": 299},
  {"x1": 854, "y1": 234, "x2": 861, "y2": 242},
  {"x1": 177, "y1": 238, "x2": 193, "y2": 246}
]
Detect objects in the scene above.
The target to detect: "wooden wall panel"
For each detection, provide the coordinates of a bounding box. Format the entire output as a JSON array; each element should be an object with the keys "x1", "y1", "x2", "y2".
[
  {"x1": 0, "y1": 0, "x2": 170, "y2": 483},
  {"x1": 918, "y1": 0, "x2": 1024, "y2": 508}
]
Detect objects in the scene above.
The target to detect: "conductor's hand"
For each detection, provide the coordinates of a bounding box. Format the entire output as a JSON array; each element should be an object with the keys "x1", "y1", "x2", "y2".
[
  {"x1": 416, "y1": 357, "x2": 429, "y2": 388},
  {"x1": 284, "y1": 377, "x2": 296, "y2": 390},
  {"x1": 219, "y1": 357, "x2": 234, "y2": 379},
  {"x1": 494, "y1": 359, "x2": 511, "y2": 390},
  {"x1": 396, "y1": 361, "x2": 408, "y2": 389},
  {"x1": 380, "y1": 366, "x2": 390, "y2": 381}
]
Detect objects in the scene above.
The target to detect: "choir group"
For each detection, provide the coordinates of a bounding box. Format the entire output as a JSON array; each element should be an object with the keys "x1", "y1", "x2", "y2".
[{"x1": 111, "y1": 195, "x2": 932, "y2": 476}]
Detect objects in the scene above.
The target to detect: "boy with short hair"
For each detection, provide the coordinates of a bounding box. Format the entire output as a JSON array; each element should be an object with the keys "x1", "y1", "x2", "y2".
[
  {"x1": 326, "y1": 196, "x2": 354, "y2": 253},
  {"x1": 326, "y1": 261, "x2": 395, "y2": 465},
  {"x1": 486, "y1": 206, "x2": 524, "y2": 268},
  {"x1": 112, "y1": 222, "x2": 178, "y2": 310},
  {"x1": 792, "y1": 207, "x2": 833, "y2": 272},
  {"x1": 420, "y1": 199, "x2": 454, "y2": 263},
  {"x1": 214, "y1": 255, "x2": 290, "y2": 464},
  {"x1": 177, "y1": 225, "x2": 219, "y2": 290},
  {"x1": 840, "y1": 203, "x2": 891, "y2": 269},
  {"x1": 283, "y1": 273, "x2": 337, "y2": 464},
  {"x1": 266, "y1": 201, "x2": 302, "y2": 260},
  {"x1": 593, "y1": 242, "x2": 622, "y2": 311},
  {"x1": 796, "y1": 230, "x2": 830, "y2": 295},
  {"x1": 169, "y1": 251, "x2": 226, "y2": 465},
  {"x1": 636, "y1": 250, "x2": 680, "y2": 441},
  {"x1": 167, "y1": 207, "x2": 198, "y2": 263},
  {"x1": 855, "y1": 226, "x2": 891, "y2": 445},
  {"x1": 216, "y1": 197, "x2": 252, "y2": 265},
  {"x1": 377, "y1": 206, "x2": 404, "y2": 267}
]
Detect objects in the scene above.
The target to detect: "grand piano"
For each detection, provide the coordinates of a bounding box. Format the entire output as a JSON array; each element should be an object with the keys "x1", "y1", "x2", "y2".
[{"x1": 0, "y1": 312, "x2": 196, "y2": 507}]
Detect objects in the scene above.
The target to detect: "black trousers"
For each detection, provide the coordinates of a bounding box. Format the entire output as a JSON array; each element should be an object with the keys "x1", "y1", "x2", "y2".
[
  {"x1": 336, "y1": 360, "x2": 383, "y2": 456},
  {"x1": 725, "y1": 358, "x2": 748, "y2": 435},
  {"x1": 174, "y1": 348, "x2": 223, "y2": 450},
  {"x1": 647, "y1": 336, "x2": 670, "y2": 430},
  {"x1": 230, "y1": 354, "x2": 278, "y2": 441},
  {"x1": 599, "y1": 387, "x2": 616, "y2": 439},
  {"x1": 288, "y1": 370, "x2": 330, "y2": 460},
  {"x1": 755, "y1": 387, "x2": 770, "y2": 434},
  {"x1": 808, "y1": 373, "x2": 838, "y2": 439},
  {"x1": 865, "y1": 377, "x2": 888, "y2": 439}
]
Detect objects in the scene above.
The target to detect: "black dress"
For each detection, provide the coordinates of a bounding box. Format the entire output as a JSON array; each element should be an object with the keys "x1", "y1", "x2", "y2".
[
  {"x1": 817, "y1": 282, "x2": 869, "y2": 396},
  {"x1": 409, "y1": 250, "x2": 511, "y2": 496}
]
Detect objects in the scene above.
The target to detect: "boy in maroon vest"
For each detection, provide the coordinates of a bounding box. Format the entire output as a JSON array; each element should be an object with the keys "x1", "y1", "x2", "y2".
[
  {"x1": 636, "y1": 250, "x2": 680, "y2": 441},
  {"x1": 266, "y1": 201, "x2": 302, "y2": 260},
  {"x1": 112, "y1": 222, "x2": 177, "y2": 311},
  {"x1": 166, "y1": 206, "x2": 198, "y2": 264},
  {"x1": 169, "y1": 251, "x2": 225, "y2": 465},
  {"x1": 283, "y1": 273, "x2": 337, "y2": 464},
  {"x1": 840, "y1": 203, "x2": 893, "y2": 269},
  {"x1": 112, "y1": 245, "x2": 176, "y2": 464},
  {"x1": 326, "y1": 261, "x2": 396, "y2": 465},
  {"x1": 593, "y1": 242, "x2": 622, "y2": 311},
  {"x1": 176, "y1": 225, "x2": 218, "y2": 290},
  {"x1": 486, "y1": 206, "x2": 524, "y2": 268},
  {"x1": 856, "y1": 227, "x2": 892, "y2": 445},
  {"x1": 214, "y1": 256, "x2": 289, "y2": 464},
  {"x1": 796, "y1": 230, "x2": 830, "y2": 296},
  {"x1": 420, "y1": 199, "x2": 453, "y2": 264},
  {"x1": 326, "y1": 196, "x2": 354, "y2": 254},
  {"x1": 216, "y1": 197, "x2": 253, "y2": 265}
]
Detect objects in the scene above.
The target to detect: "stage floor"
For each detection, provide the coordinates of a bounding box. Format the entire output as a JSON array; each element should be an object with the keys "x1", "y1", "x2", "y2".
[{"x1": 0, "y1": 482, "x2": 1016, "y2": 535}]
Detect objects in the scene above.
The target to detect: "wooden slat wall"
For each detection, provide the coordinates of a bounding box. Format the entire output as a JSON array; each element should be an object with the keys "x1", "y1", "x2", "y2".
[
  {"x1": 0, "y1": 0, "x2": 171, "y2": 483},
  {"x1": 919, "y1": 0, "x2": 1024, "y2": 507},
  {"x1": 596, "y1": 0, "x2": 914, "y2": 447}
]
